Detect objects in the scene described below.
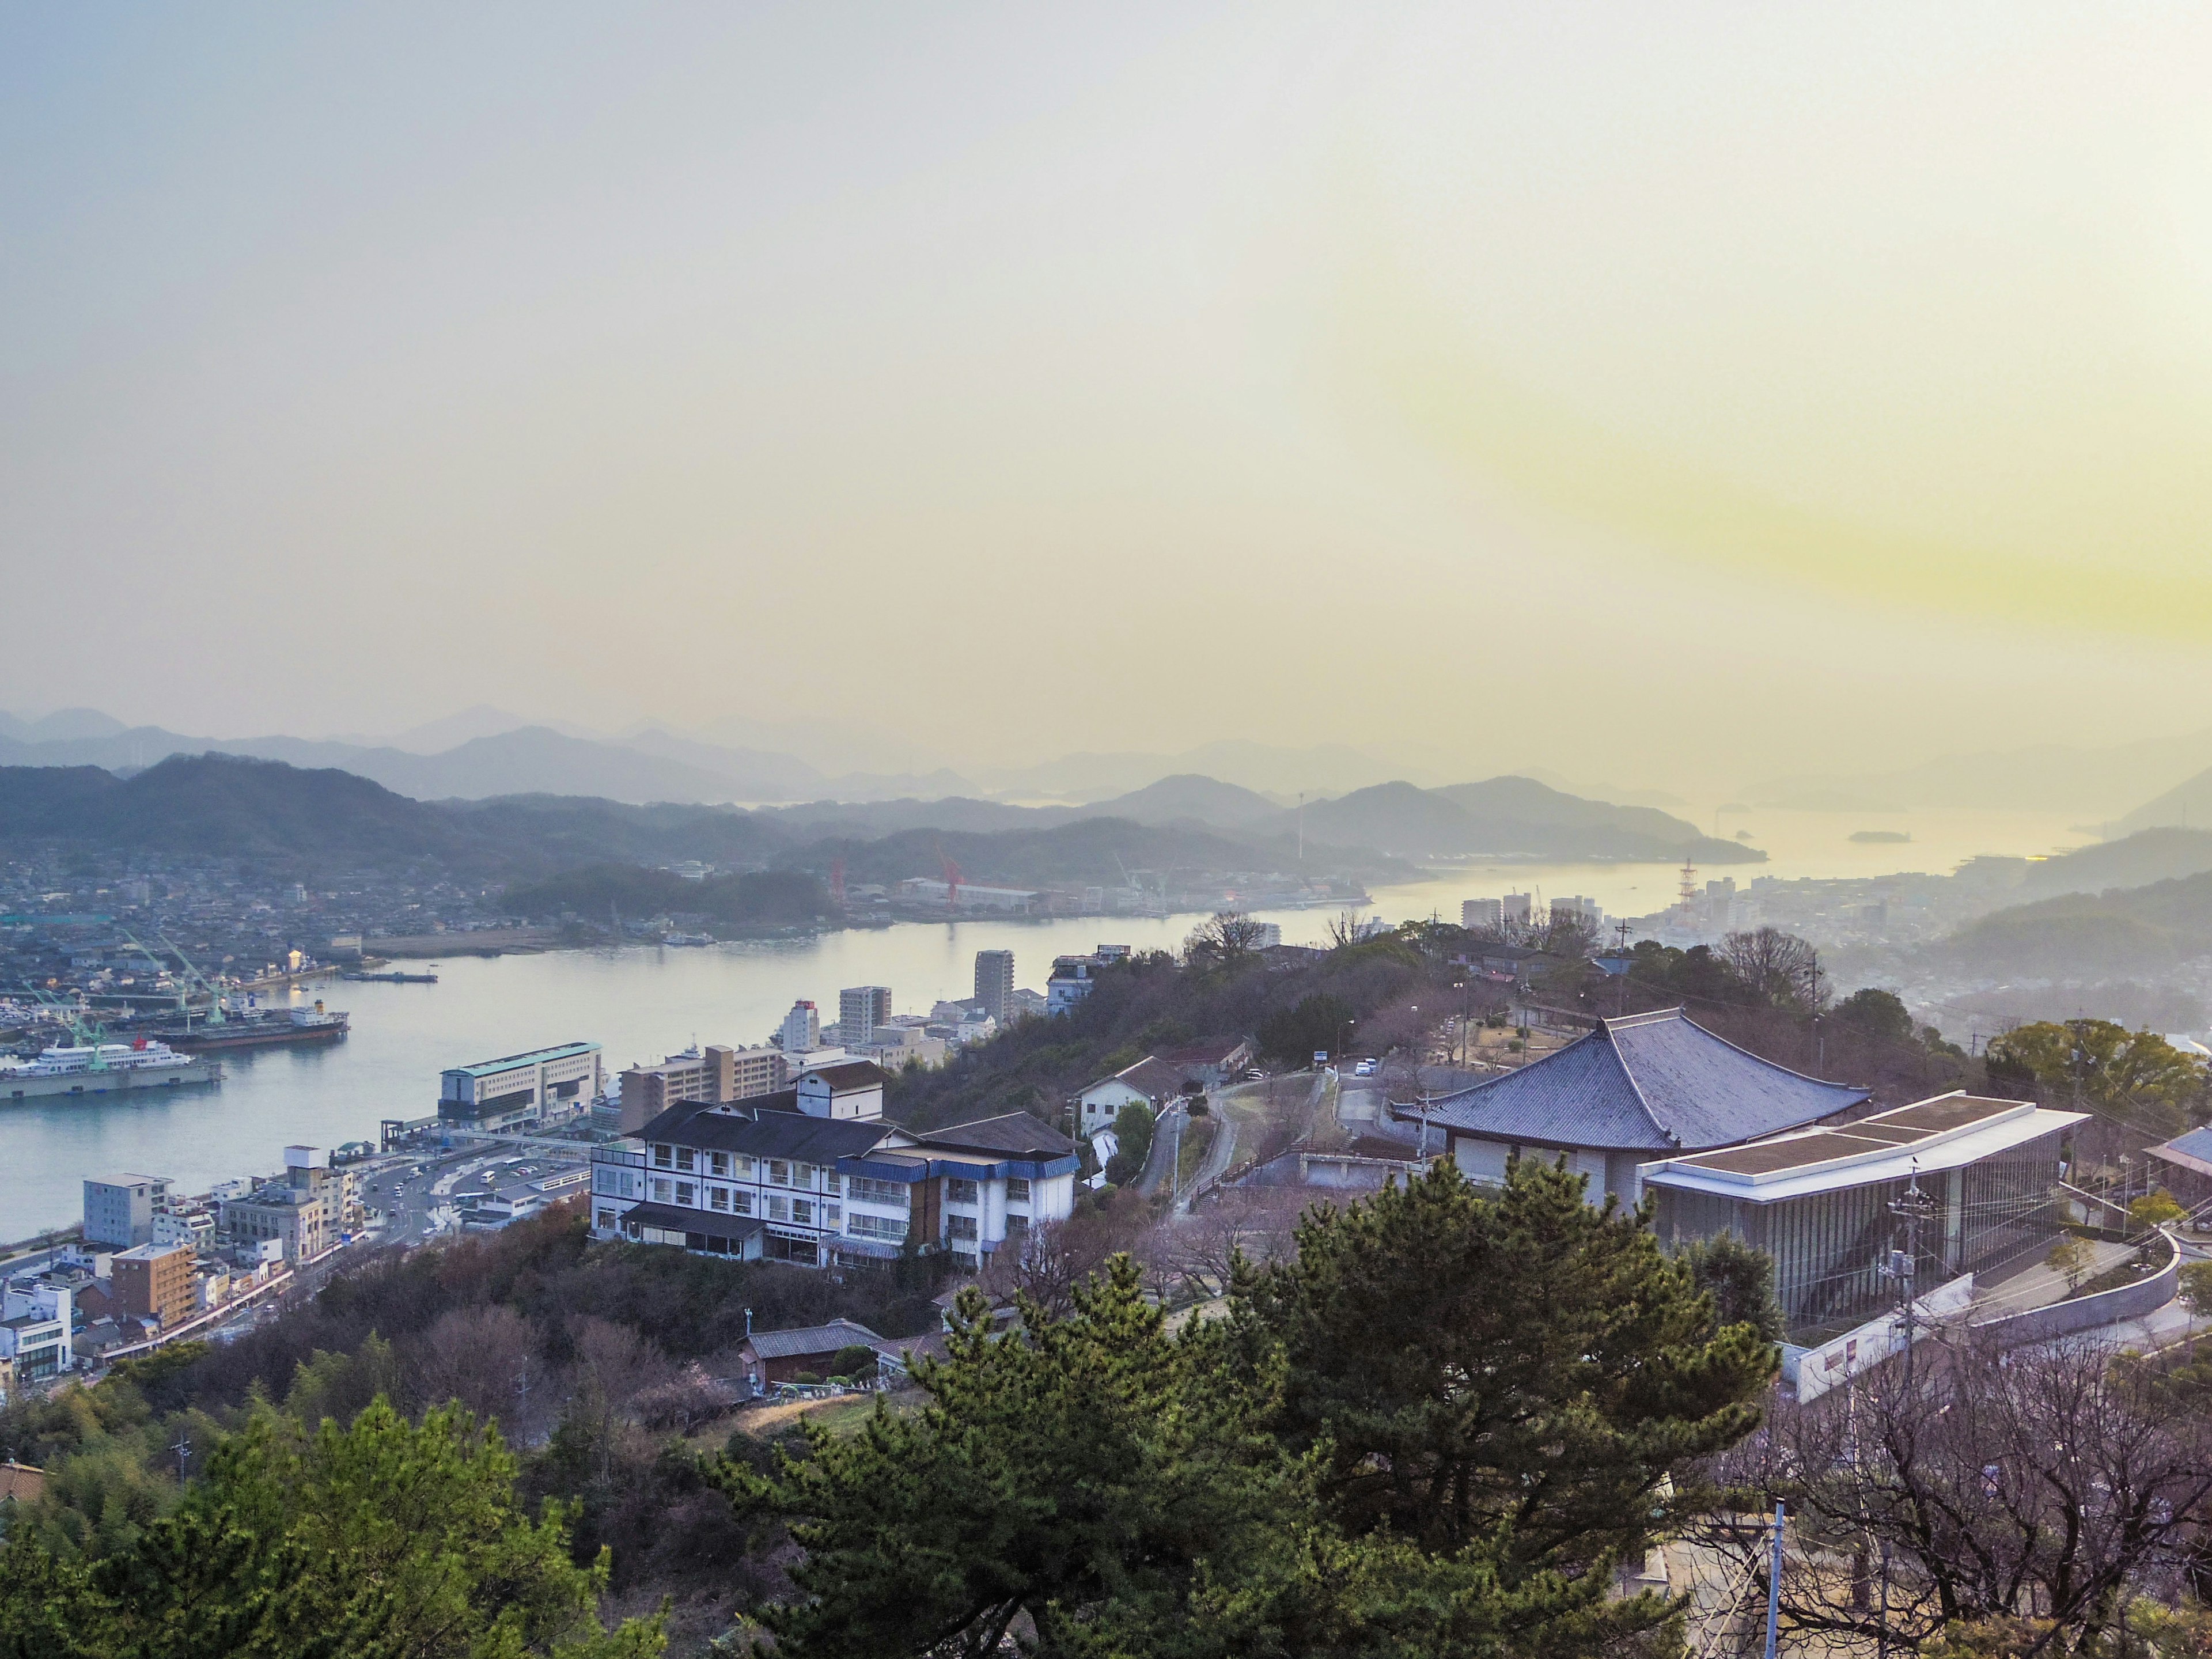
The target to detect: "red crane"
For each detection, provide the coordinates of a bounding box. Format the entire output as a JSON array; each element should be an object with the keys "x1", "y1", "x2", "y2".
[
  {"x1": 829, "y1": 857, "x2": 846, "y2": 910},
  {"x1": 940, "y1": 849, "x2": 962, "y2": 914}
]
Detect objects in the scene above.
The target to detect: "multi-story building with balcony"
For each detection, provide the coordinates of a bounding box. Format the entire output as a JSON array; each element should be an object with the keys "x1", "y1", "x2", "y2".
[{"x1": 589, "y1": 1069, "x2": 1077, "y2": 1270}]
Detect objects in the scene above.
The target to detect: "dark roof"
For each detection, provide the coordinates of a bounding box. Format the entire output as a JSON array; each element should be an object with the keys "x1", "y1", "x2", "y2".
[
  {"x1": 2150, "y1": 1126, "x2": 2212, "y2": 1182},
  {"x1": 638, "y1": 1101, "x2": 892, "y2": 1164},
  {"x1": 1082, "y1": 1056, "x2": 1181, "y2": 1099},
  {"x1": 744, "y1": 1317, "x2": 884, "y2": 1361},
  {"x1": 915, "y1": 1111, "x2": 1077, "y2": 1160},
  {"x1": 801, "y1": 1060, "x2": 887, "y2": 1089},
  {"x1": 1420, "y1": 1008, "x2": 1868, "y2": 1153},
  {"x1": 1160, "y1": 1037, "x2": 1249, "y2": 1068},
  {"x1": 616, "y1": 1202, "x2": 766, "y2": 1239}
]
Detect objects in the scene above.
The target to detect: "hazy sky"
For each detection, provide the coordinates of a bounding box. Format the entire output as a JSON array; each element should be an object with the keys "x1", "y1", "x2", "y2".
[{"x1": 6, "y1": 5, "x2": 2211, "y2": 790}]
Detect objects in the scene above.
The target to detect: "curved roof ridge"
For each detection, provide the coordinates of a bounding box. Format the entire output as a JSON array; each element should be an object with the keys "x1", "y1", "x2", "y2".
[
  {"x1": 1616, "y1": 1006, "x2": 1853, "y2": 1089},
  {"x1": 1594, "y1": 1009, "x2": 1675, "y2": 1142}
]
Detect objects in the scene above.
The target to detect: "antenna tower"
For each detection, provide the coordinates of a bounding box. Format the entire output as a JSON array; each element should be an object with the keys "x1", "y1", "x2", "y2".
[{"x1": 1677, "y1": 857, "x2": 1698, "y2": 922}]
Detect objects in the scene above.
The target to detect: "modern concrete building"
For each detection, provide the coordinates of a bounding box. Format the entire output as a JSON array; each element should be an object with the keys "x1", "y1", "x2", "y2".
[
  {"x1": 1462, "y1": 898, "x2": 1504, "y2": 930},
  {"x1": 1047, "y1": 955, "x2": 1105, "y2": 1016},
  {"x1": 218, "y1": 1147, "x2": 359, "y2": 1263},
  {"x1": 111, "y1": 1243, "x2": 195, "y2": 1328},
  {"x1": 839, "y1": 986, "x2": 893, "y2": 1048},
  {"x1": 83, "y1": 1173, "x2": 172, "y2": 1248},
  {"x1": 1641, "y1": 1093, "x2": 2084, "y2": 1335},
  {"x1": 0, "y1": 1279, "x2": 74, "y2": 1381},
  {"x1": 973, "y1": 949, "x2": 1015, "y2": 1021},
  {"x1": 439, "y1": 1042, "x2": 603, "y2": 1131},
  {"x1": 778, "y1": 1000, "x2": 821, "y2": 1055}
]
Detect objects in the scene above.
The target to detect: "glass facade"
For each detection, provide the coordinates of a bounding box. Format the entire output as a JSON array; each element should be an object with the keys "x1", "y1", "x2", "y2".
[{"x1": 1651, "y1": 1127, "x2": 2068, "y2": 1337}]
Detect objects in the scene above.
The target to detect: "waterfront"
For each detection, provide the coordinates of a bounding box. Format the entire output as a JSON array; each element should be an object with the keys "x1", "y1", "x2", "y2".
[{"x1": 0, "y1": 806, "x2": 2093, "y2": 1236}]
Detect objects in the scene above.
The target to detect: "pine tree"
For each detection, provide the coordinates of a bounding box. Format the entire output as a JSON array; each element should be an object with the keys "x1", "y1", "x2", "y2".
[{"x1": 1233, "y1": 1158, "x2": 1775, "y2": 1592}]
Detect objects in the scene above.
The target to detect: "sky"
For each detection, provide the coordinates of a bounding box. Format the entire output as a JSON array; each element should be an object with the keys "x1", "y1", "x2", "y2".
[{"x1": 5, "y1": 5, "x2": 2212, "y2": 794}]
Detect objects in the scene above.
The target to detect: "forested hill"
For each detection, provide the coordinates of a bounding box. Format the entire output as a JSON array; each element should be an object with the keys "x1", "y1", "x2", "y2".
[{"x1": 1941, "y1": 870, "x2": 2212, "y2": 975}]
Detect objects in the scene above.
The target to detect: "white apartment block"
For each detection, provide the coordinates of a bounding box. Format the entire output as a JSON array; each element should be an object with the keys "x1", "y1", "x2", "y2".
[{"x1": 590, "y1": 1062, "x2": 1077, "y2": 1271}]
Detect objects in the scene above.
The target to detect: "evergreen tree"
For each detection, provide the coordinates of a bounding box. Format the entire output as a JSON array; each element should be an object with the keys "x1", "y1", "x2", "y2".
[
  {"x1": 0, "y1": 1400, "x2": 662, "y2": 1659},
  {"x1": 1233, "y1": 1158, "x2": 1775, "y2": 1595},
  {"x1": 722, "y1": 1256, "x2": 1660, "y2": 1659}
]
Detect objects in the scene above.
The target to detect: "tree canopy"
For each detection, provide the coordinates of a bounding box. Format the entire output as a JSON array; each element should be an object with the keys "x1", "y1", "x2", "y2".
[
  {"x1": 0, "y1": 1398, "x2": 662, "y2": 1659},
  {"x1": 727, "y1": 1160, "x2": 1779, "y2": 1658}
]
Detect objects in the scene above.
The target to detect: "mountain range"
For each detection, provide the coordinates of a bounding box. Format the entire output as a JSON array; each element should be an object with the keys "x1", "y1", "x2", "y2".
[
  {"x1": 0, "y1": 714, "x2": 965, "y2": 806},
  {"x1": 0, "y1": 751, "x2": 1755, "y2": 892}
]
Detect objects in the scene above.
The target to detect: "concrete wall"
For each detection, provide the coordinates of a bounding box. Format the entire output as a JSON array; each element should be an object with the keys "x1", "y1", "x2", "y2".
[{"x1": 1970, "y1": 1230, "x2": 2181, "y2": 1349}]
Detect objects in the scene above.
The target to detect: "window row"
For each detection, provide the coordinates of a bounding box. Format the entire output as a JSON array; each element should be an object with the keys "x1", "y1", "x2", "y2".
[{"x1": 646, "y1": 1145, "x2": 840, "y2": 1192}]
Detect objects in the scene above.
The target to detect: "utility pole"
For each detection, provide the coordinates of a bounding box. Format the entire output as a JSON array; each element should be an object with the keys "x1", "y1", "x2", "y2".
[
  {"x1": 1882, "y1": 1162, "x2": 1939, "y2": 1398},
  {"x1": 1764, "y1": 1499, "x2": 1786, "y2": 1659},
  {"x1": 172, "y1": 1433, "x2": 192, "y2": 1482}
]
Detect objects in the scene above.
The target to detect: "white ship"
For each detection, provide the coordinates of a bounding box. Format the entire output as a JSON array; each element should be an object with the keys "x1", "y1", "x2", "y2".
[{"x1": 0, "y1": 1037, "x2": 219, "y2": 1101}]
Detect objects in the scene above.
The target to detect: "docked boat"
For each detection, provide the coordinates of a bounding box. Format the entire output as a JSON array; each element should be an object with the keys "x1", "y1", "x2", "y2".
[
  {"x1": 160, "y1": 1002, "x2": 350, "y2": 1052},
  {"x1": 1, "y1": 1037, "x2": 219, "y2": 1100}
]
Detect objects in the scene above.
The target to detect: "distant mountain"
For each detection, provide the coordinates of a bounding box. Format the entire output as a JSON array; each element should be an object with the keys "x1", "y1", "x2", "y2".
[
  {"x1": 0, "y1": 708, "x2": 131, "y2": 744},
  {"x1": 1074, "y1": 773, "x2": 1287, "y2": 830},
  {"x1": 0, "y1": 754, "x2": 474, "y2": 864},
  {"x1": 1749, "y1": 729, "x2": 2212, "y2": 817},
  {"x1": 2117, "y1": 765, "x2": 2212, "y2": 835},
  {"x1": 0, "y1": 756, "x2": 1411, "y2": 892},
  {"x1": 979, "y1": 741, "x2": 1389, "y2": 801},
  {"x1": 2018, "y1": 828, "x2": 2212, "y2": 896},
  {"x1": 1301, "y1": 777, "x2": 1762, "y2": 863},
  {"x1": 770, "y1": 816, "x2": 1410, "y2": 890}
]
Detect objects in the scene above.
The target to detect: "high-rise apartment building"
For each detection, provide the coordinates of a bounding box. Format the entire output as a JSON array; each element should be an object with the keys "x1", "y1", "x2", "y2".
[
  {"x1": 972, "y1": 950, "x2": 1015, "y2": 1021},
  {"x1": 1462, "y1": 898, "x2": 1503, "y2": 931},
  {"x1": 778, "y1": 1000, "x2": 821, "y2": 1054},
  {"x1": 839, "y1": 986, "x2": 893, "y2": 1048}
]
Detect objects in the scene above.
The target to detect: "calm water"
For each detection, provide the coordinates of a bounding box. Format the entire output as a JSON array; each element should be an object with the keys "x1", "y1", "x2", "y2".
[{"x1": 0, "y1": 806, "x2": 2089, "y2": 1235}]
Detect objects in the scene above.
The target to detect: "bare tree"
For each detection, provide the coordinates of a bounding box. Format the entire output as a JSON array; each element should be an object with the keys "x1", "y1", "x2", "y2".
[
  {"x1": 1161, "y1": 1187, "x2": 1307, "y2": 1303},
  {"x1": 1695, "y1": 1332, "x2": 2212, "y2": 1657},
  {"x1": 977, "y1": 1203, "x2": 1159, "y2": 1321},
  {"x1": 1722, "y1": 926, "x2": 1823, "y2": 1009},
  {"x1": 1184, "y1": 910, "x2": 1270, "y2": 974},
  {"x1": 408, "y1": 1304, "x2": 546, "y2": 1438}
]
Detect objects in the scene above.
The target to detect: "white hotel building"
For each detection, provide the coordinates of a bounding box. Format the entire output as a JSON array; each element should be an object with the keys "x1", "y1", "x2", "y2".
[{"x1": 589, "y1": 1058, "x2": 1080, "y2": 1270}]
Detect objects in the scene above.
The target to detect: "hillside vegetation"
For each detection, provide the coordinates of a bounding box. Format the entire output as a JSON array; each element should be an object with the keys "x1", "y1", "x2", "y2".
[{"x1": 1941, "y1": 871, "x2": 2212, "y2": 975}]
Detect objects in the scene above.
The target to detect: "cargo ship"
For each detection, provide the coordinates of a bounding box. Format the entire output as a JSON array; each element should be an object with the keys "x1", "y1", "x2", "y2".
[
  {"x1": 1, "y1": 1037, "x2": 219, "y2": 1101},
  {"x1": 159, "y1": 1001, "x2": 350, "y2": 1052}
]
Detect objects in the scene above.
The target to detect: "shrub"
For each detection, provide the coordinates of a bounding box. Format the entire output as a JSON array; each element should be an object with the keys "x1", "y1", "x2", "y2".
[{"x1": 830, "y1": 1344, "x2": 877, "y2": 1381}]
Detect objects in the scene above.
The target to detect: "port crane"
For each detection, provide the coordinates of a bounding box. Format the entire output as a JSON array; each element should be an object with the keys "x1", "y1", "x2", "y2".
[
  {"x1": 16, "y1": 987, "x2": 109, "y2": 1061},
  {"x1": 939, "y1": 849, "x2": 962, "y2": 915},
  {"x1": 120, "y1": 930, "x2": 228, "y2": 1028}
]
